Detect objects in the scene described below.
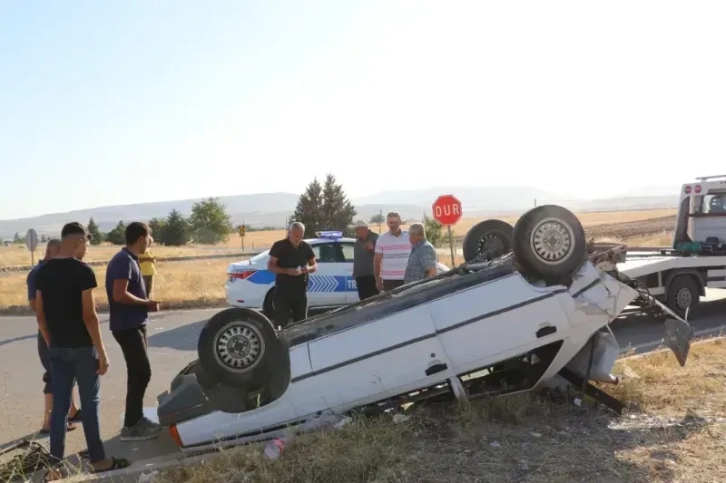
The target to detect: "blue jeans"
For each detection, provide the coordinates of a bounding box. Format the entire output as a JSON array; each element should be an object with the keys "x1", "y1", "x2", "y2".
[
  {"x1": 48, "y1": 346, "x2": 106, "y2": 464},
  {"x1": 38, "y1": 332, "x2": 77, "y2": 395}
]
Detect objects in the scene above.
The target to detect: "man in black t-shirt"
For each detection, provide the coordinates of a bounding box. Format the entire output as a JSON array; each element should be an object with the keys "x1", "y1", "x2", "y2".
[
  {"x1": 267, "y1": 221, "x2": 317, "y2": 328},
  {"x1": 35, "y1": 222, "x2": 130, "y2": 478}
]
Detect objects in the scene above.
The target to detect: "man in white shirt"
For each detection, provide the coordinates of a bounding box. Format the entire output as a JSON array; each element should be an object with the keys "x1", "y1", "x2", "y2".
[{"x1": 374, "y1": 211, "x2": 412, "y2": 292}]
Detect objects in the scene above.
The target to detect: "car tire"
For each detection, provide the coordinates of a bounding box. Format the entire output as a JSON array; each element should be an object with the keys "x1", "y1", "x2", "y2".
[
  {"x1": 462, "y1": 220, "x2": 514, "y2": 262},
  {"x1": 263, "y1": 289, "x2": 275, "y2": 320},
  {"x1": 198, "y1": 307, "x2": 291, "y2": 389},
  {"x1": 666, "y1": 275, "x2": 701, "y2": 319},
  {"x1": 512, "y1": 205, "x2": 587, "y2": 279}
]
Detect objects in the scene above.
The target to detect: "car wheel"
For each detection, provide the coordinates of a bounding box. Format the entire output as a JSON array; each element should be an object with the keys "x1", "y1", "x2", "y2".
[
  {"x1": 512, "y1": 205, "x2": 587, "y2": 279},
  {"x1": 462, "y1": 220, "x2": 514, "y2": 262},
  {"x1": 263, "y1": 289, "x2": 275, "y2": 319},
  {"x1": 198, "y1": 307, "x2": 291, "y2": 389},
  {"x1": 666, "y1": 275, "x2": 700, "y2": 319}
]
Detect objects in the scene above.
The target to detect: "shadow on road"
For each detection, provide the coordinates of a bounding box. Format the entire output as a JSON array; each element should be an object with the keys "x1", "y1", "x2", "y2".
[
  {"x1": 148, "y1": 319, "x2": 208, "y2": 351},
  {"x1": 0, "y1": 333, "x2": 36, "y2": 348}
]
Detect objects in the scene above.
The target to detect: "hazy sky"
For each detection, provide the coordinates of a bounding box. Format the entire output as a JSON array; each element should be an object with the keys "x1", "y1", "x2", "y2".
[{"x1": 1, "y1": 0, "x2": 725, "y2": 220}]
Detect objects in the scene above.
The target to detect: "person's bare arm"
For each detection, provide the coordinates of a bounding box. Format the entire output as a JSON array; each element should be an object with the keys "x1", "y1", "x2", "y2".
[
  {"x1": 423, "y1": 246, "x2": 438, "y2": 278},
  {"x1": 82, "y1": 288, "x2": 109, "y2": 375},
  {"x1": 305, "y1": 256, "x2": 318, "y2": 274},
  {"x1": 29, "y1": 298, "x2": 37, "y2": 313},
  {"x1": 82, "y1": 288, "x2": 104, "y2": 352},
  {"x1": 267, "y1": 255, "x2": 298, "y2": 275},
  {"x1": 35, "y1": 290, "x2": 50, "y2": 346},
  {"x1": 113, "y1": 279, "x2": 155, "y2": 305},
  {"x1": 373, "y1": 253, "x2": 383, "y2": 280}
]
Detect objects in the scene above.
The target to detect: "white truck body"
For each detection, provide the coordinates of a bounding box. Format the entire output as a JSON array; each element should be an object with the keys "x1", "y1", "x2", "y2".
[{"x1": 593, "y1": 176, "x2": 726, "y2": 316}]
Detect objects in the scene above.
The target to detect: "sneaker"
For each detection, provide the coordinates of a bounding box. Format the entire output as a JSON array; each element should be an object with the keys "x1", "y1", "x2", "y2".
[
  {"x1": 120, "y1": 422, "x2": 160, "y2": 442},
  {"x1": 139, "y1": 416, "x2": 163, "y2": 433}
]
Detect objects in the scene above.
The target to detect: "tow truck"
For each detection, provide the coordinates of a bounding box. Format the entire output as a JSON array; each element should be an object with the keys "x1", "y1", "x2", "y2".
[{"x1": 463, "y1": 175, "x2": 726, "y2": 318}]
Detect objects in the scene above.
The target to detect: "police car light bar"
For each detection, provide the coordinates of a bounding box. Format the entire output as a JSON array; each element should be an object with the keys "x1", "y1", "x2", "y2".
[{"x1": 316, "y1": 231, "x2": 343, "y2": 239}]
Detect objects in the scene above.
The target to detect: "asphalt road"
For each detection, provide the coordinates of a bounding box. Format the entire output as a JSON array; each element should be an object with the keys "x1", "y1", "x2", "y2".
[{"x1": 1, "y1": 291, "x2": 725, "y2": 467}]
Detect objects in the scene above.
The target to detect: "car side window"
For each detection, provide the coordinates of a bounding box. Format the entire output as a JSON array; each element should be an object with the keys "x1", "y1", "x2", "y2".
[
  {"x1": 340, "y1": 242, "x2": 355, "y2": 262},
  {"x1": 311, "y1": 243, "x2": 344, "y2": 263}
]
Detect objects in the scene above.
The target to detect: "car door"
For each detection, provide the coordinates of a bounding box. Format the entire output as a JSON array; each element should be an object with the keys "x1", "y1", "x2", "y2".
[
  {"x1": 306, "y1": 302, "x2": 451, "y2": 409},
  {"x1": 308, "y1": 242, "x2": 348, "y2": 306},
  {"x1": 339, "y1": 241, "x2": 359, "y2": 303}
]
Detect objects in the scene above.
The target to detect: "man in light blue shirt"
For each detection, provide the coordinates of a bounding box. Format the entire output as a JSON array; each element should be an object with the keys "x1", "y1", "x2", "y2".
[{"x1": 404, "y1": 222, "x2": 438, "y2": 284}]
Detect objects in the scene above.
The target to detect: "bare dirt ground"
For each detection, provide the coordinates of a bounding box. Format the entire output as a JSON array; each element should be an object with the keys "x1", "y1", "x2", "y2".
[
  {"x1": 155, "y1": 338, "x2": 726, "y2": 483},
  {"x1": 585, "y1": 215, "x2": 676, "y2": 244}
]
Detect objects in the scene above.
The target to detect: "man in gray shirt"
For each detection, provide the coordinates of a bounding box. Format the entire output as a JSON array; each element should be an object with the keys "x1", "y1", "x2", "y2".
[
  {"x1": 404, "y1": 222, "x2": 438, "y2": 284},
  {"x1": 352, "y1": 220, "x2": 380, "y2": 300}
]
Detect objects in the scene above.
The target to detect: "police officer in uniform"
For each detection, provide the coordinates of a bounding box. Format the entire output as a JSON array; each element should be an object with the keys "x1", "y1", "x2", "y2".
[{"x1": 267, "y1": 222, "x2": 317, "y2": 328}]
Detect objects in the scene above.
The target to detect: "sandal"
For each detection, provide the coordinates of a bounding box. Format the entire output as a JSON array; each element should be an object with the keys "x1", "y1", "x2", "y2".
[
  {"x1": 91, "y1": 457, "x2": 131, "y2": 474},
  {"x1": 39, "y1": 422, "x2": 76, "y2": 434},
  {"x1": 68, "y1": 409, "x2": 83, "y2": 422},
  {"x1": 43, "y1": 467, "x2": 67, "y2": 482}
]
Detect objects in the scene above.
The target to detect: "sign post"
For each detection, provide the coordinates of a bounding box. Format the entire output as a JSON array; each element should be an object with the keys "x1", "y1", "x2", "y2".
[
  {"x1": 26, "y1": 228, "x2": 39, "y2": 268},
  {"x1": 432, "y1": 194, "x2": 463, "y2": 267}
]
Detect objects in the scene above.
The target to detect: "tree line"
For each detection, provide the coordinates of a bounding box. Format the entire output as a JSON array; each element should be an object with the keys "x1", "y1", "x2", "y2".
[
  {"x1": 290, "y1": 173, "x2": 443, "y2": 246},
  {"x1": 87, "y1": 198, "x2": 235, "y2": 246},
  {"x1": 11, "y1": 173, "x2": 444, "y2": 248}
]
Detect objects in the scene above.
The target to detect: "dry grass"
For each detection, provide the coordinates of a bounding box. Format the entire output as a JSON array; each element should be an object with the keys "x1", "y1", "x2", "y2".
[
  {"x1": 0, "y1": 207, "x2": 677, "y2": 313},
  {"x1": 0, "y1": 209, "x2": 677, "y2": 268},
  {"x1": 0, "y1": 253, "x2": 466, "y2": 314},
  {"x1": 154, "y1": 338, "x2": 726, "y2": 483},
  {"x1": 596, "y1": 232, "x2": 674, "y2": 248},
  {"x1": 0, "y1": 258, "x2": 232, "y2": 314},
  {"x1": 607, "y1": 337, "x2": 726, "y2": 416}
]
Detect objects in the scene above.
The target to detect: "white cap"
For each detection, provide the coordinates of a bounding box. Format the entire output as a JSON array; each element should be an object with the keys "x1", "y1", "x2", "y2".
[{"x1": 354, "y1": 220, "x2": 368, "y2": 228}]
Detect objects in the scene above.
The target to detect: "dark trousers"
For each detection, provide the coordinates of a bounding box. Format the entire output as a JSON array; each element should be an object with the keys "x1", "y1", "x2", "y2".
[
  {"x1": 143, "y1": 275, "x2": 153, "y2": 298},
  {"x1": 356, "y1": 275, "x2": 379, "y2": 300},
  {"x1": 48, "y1": 346, "x2": 105, "y2": 464},
  {"x1": 112, "y1": 326, "x2": 151, "y2": 428},
  {"x1": 383, "y1": 279, "x2": 405, "y2": 291},
  {"x1": 273, "y1": 291, "x2": 308, "y2": 329}
]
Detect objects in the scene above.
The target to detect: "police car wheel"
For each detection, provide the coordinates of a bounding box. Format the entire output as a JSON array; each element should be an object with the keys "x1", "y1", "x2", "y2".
[
  {"x1": 198, "y1": 308, "x2": 291, "y2": 389},
  {"x1": 262, "y1": 289, "x2": 275, "y2": 320}
]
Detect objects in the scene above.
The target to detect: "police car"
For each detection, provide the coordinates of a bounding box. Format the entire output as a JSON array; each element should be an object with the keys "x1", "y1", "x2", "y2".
[{"x1": 225, "y1": 230, "x2": 450, "y2": 317}]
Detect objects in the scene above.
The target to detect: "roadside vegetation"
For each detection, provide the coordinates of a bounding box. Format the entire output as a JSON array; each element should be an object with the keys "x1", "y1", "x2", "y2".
[
  {"x1": 0, "y1": 175, "x2": 678, "y2": 316},
  {"x1": 0, "y1": 217, "x2": 671, "y2": 314},
  {"x1": 153, "y1": 338, "x2": 726, "y2": 483}
]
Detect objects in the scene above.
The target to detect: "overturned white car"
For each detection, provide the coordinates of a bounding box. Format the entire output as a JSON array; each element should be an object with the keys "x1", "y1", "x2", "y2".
[{"x1": 153, "y1": 205, "x2": 694, "y2": 453}]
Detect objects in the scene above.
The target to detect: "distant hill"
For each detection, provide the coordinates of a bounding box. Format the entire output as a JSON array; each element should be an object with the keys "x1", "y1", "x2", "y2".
[{"x1": 0, "y1": 187, "x2": 679, "y2": 238}]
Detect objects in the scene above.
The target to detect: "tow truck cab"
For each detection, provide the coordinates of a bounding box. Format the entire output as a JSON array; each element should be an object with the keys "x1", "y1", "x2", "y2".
[{"x1": 673, "y1": 175, "x2": 726, "y2": 254}]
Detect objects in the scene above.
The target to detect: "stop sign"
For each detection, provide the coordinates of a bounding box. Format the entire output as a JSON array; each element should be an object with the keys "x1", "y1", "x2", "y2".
[{"x1": 432, "y1": 194, "x2": 463, "y2": 226}]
